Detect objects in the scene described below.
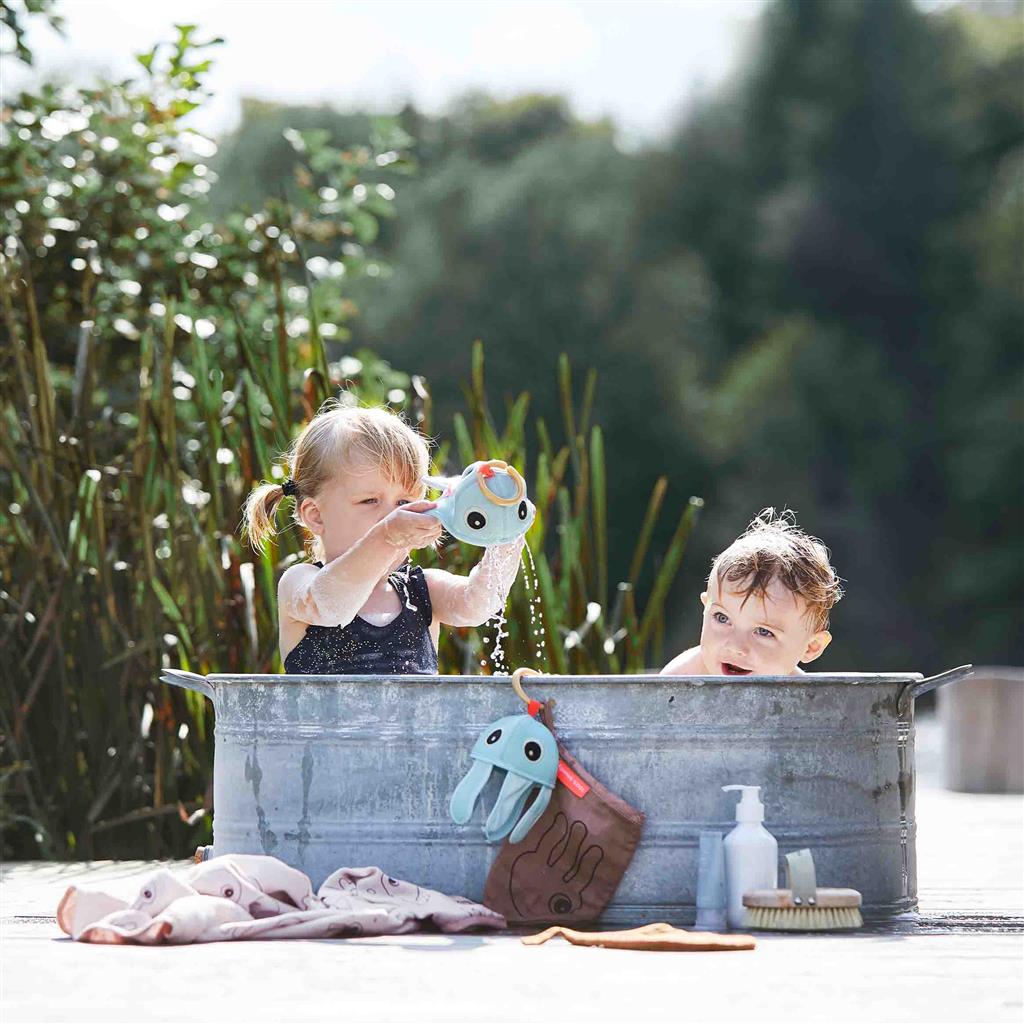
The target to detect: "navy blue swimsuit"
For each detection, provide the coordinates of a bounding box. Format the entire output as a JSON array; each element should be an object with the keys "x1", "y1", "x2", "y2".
[{"x1": 283, "y1": 563, "x2": 438, "y2": 675}]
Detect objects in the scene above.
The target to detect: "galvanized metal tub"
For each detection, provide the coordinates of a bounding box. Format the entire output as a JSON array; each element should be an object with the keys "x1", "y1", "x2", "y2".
[{"x1": 161, "y1": 666, "x2": 972, "y2": 924}]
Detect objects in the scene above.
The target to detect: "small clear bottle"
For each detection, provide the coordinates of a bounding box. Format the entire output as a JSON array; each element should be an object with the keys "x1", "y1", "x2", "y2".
[{"x1": 694, "y1": 830, "x2": 727, "y2": 931}]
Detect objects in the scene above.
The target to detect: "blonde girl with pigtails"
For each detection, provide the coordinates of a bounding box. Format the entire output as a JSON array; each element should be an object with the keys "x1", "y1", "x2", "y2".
[{"x1": 242, "y1": 400, "x2": 524, "y2": 674}]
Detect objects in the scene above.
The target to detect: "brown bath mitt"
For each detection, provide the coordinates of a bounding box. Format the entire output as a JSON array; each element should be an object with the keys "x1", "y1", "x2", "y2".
[{"x1": 483, "y1": 704, "x2": 644, "y2": 926}]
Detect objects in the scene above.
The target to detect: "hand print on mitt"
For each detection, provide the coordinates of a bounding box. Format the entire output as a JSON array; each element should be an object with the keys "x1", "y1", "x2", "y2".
[{"x1": 509, "y1": 812, "x2": 604, "y2": 919}]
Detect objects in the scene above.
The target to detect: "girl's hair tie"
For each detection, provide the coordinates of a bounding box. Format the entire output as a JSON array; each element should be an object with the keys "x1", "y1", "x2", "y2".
[{"x1": 282, "y1": 478, "x2": 298, "y2": 497}]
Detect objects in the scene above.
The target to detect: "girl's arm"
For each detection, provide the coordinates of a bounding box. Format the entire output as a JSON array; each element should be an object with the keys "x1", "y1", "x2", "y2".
[
  {"x1": 279, "y1": 501, "x2": 442, "y2": 629},
  {"x1": 424, "y1": 536, "x2": 526, "y2": 628}
]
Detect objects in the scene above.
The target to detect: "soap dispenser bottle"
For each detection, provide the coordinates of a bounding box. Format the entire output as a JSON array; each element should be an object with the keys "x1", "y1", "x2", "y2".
[{"x1": 721, "y1": 784, "x2": 778, "y2": 929}]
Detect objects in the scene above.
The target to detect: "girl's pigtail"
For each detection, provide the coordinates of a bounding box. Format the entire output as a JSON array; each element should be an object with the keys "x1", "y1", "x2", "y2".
[{"x1": 241, "y1": 481, "x2": 288, "y2": 553}]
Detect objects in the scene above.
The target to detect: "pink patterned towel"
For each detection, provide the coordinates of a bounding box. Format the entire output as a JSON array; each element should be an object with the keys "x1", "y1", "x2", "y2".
[{"x1": 56, "y1": 855, "x2": 506, "y2": 944}]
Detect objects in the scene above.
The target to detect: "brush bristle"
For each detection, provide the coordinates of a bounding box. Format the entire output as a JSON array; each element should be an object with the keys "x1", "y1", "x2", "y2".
[{"x1": 743, "y1": 906, "x2": 864, "y2": 931}]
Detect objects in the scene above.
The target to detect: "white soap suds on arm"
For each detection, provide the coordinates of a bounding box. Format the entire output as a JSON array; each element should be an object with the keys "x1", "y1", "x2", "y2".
[{"x1": 424, "y1": 537, "x2": 526, "y2": 628}]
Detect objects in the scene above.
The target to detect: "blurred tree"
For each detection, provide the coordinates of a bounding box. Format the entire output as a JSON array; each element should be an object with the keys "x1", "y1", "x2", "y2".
[
  {"x1": 349, "y1": 107, "x2": 706, "y2": 605},
  {"x1": 214, "y1": 94, "x2": 707, "y2": 607},
  {"x1": 208, "y1": 0, "x2": 1022, "y2": 671},
  {"x1": 0, "y1": 0, "x2": 64, "y2": 65},
  {"x1": 206, "y1": 100, "x2": 377, "y2": 217},
  {"x1": 649, "y1": 0, "x2": 1023, "y2": 669}
]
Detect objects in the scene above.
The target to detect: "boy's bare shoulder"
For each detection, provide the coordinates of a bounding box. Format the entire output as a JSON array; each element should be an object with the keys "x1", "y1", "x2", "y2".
[{"x1": 659, "y1": 646, "x2": 707, "y2": 676}]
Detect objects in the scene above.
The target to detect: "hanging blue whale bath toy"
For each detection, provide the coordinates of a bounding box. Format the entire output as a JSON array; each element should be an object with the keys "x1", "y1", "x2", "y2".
[
  {"x1": 423, "y1": 460, "x2": 536, "y2": 547},
  {"x1": 450, "y1": 713, "x2": 558, "y2": 844}
]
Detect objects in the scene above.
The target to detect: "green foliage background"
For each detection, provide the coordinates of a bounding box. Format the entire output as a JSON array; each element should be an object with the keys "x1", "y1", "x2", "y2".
[
  {"x1": 1, "y1": 0, "x2": 1021, "y2": 860},
  {"x1": 211, "y1": 0, "x2": 1023, "y2": 673},
  {"x1": 0, "y1": 5, "x2": 700, "y2": 858}
]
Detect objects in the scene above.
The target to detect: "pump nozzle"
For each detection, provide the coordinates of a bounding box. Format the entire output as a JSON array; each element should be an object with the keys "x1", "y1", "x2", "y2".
[{"x1": 722, "y1": 784, "x2": 766, "y2": 823}]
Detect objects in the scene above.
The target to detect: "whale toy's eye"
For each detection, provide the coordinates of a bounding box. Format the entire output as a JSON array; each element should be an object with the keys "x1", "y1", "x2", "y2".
[
  {"x1": 486, "y1": 729, "x2": 502, "y2": 744},
  {"x1": 518, "y1": 500, "x2": 528, "y2": 521},
  {"x1": 524, "y1": 741, "x2": 541, "y2": 761},
  {"x1": 467, "y1": 510, "x2": 486, "y2": 530}
]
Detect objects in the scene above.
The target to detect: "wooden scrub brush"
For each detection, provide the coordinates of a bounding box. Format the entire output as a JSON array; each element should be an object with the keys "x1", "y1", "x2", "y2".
[{"x1": 743, "y1": 849, "x2": 863, "y2": 931}]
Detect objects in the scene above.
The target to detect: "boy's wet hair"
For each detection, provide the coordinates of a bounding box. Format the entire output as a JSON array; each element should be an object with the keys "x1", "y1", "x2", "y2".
[
  {"x1": 710, "y1": 508, "x2": 843, "y2": 631},
  {"x1": 242, "y1": 398, "x2": 431, "y2": 561}
]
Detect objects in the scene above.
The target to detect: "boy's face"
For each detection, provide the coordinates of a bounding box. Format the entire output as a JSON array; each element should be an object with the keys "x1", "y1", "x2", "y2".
[{"x1": 699, "y1": 573, "x2": 831, "y2": 676}]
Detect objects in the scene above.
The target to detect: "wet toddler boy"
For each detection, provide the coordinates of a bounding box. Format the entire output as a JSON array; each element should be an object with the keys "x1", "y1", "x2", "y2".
[{"x1": 661, "y1": 509, "x2": 843, "y2": 677}]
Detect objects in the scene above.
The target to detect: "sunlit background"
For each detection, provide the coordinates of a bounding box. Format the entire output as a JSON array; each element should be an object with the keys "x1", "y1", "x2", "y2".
[
  {"x1": 1, "y1": 0, "x2": 1021, "y2": 857},
  {"x1": 9, "y1": 1, "x2": 771, "y2": 145}
]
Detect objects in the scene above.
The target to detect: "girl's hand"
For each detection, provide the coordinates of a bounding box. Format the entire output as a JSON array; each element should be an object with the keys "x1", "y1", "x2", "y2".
[{"x1": 377, "y1": 500, "x2": 443, "y2": 551}]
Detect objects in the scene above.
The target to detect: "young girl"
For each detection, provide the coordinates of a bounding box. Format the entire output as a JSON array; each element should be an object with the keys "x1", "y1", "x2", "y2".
[{"x1": 242, "y1": 401, "x2": 525, "y2": 674}]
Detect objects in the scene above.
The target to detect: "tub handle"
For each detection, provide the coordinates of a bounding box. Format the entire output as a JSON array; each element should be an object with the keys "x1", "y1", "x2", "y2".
[
  {"x1": 160, "y1": 669, "x2": 216, "y2": 702},
  {"x1": 897, "y1": 664, "x2": 973, "y2": 716}
]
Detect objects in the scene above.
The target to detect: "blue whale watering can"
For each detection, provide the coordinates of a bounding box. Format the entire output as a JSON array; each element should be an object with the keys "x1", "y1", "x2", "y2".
[{"x1": 423, "y1": 460, "x2": 536, "y2": 546}]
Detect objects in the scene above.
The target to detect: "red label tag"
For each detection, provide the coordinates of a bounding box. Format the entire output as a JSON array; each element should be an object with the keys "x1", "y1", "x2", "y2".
[{"x1": 557, "y1": 759, "x2": 590, "y2": 798}]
